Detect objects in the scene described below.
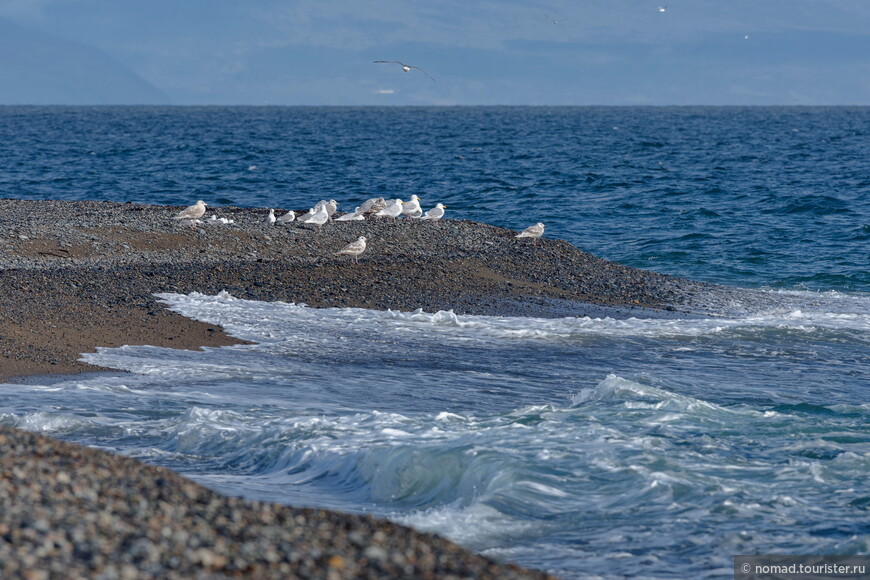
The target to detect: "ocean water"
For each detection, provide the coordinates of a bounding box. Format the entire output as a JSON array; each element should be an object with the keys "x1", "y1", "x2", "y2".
[{"x1": 1, "y1": 106, "x2": 868, "y2": 578}]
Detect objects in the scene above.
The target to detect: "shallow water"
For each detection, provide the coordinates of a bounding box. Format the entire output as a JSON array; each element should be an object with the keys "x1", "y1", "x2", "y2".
[{"x1": 0, "y1": 107, "x2": 868, "y2": 578}]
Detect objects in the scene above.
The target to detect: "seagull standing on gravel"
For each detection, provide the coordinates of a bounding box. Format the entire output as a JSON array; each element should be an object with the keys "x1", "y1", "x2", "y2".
[
  {"x1": 516, "y1": 222, "x2": 545, "y2": 244},
  {"x1": 276, "y1": 209, "x2": 296, "y2": 224},
  {"x1": 174, "y1": 200, "x2": 207, "y2": 221},
  {"x1": 374, "y1": 60, "x2": 435, "y2": 81},
  {"x1": 314, "y1": 199, "x2": 339, "y2": 221},
  {"x1": 267, "y1": 209, "x2": 276, "y2": 224},
  {"x1": 375, "y1": 198, "x2": 404, "y2": 218},
  {"x1": 335, "y1": 236, "x2": 367, "y2": 263},
  {"x1": 420, "y1": 203, "x2": 446, "y2": 221},
  {"x1": 402, "y1": 194, "x2": 422, "y2": 218},
  {"x1": 307, "y1": 205, "x2": 329, "y2": 230}
]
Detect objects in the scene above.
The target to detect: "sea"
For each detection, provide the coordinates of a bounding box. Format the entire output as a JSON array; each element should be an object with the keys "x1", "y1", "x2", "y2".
[{"x1": 0, "y1": 106, "x2": 868, "y2": 579}]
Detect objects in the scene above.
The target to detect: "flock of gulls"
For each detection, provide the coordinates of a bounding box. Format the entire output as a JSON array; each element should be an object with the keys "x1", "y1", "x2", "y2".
[{"x1": 173, "y1": 197, "x2": 544, "y2": 263}]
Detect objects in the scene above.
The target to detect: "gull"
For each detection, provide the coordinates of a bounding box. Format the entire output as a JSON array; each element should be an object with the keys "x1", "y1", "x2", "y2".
[
  {"x1": 402, "y1": 194, "x2": 422, "y2": 217},
  {"x1": 657, "y1": 5, "x2": 667, "y2": 12},
  {"x1": 314, "y1": 199, "x2": 339, "y2": 221},
  {"x1": 516, "y1": 222, "x2": 545, "y2": 244},
  {"x1": 360, "y1": 197, "x2": 387, "y2": 215},
  {"x1": 374, "y1": 60, "x2": 435, "y2": 81},
  {"x1": 296, "y1": 209, "x2": 315, "y2": 223},
  {"x1": 375, "y1": 198, "x2": 404, "y2": 218},
  {"x1": 335, "y1": 236, "x2": 367, "y2": 263},
  {"x1": 174, "y1": 200, "x2": 207, "y2": 221},
  {"x1": 267, "y1": 209, "x2": 276, "y2": 224},
  {"x1": 420, "y1": 203, "x2": 446, "y2": 221},
  {"x1": 335, "y1": 206, "x2": 366, "y2": 221},
  {"x1": 307, "y1": 205, "x2": 329, "y2": 229},
  {"x1": 545, "y1": 12, "x2": 563, "y2": 24},
  {"x1": 276, "y1": 209, "x2": 296, "y2": 224}
]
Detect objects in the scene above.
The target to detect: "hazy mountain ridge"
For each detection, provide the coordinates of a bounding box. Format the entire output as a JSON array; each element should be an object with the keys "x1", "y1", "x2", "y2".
[{"x1": 0, "y1": 18, "x2": 169, "y2": 105}]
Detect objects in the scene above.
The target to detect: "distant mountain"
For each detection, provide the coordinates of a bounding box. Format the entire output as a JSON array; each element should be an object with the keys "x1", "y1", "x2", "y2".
[{"x1": 0, "y1": 18, "x2": 169, "y2": 105}]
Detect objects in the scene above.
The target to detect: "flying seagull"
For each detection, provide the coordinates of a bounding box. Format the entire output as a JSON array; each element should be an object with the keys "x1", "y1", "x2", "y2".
[{"x1": 374, "y1": 60, "x2": 435, "y2": 81}]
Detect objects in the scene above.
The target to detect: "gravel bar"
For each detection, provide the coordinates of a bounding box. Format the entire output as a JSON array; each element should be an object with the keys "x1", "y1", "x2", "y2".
[{"x1": 0, "y1": 199, "x2": 721, "y2": 381}]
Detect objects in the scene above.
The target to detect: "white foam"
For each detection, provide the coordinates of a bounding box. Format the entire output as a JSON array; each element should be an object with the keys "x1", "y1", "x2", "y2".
[{"x1": 148, "y1": 291, "x2": 870, "y2": 356}]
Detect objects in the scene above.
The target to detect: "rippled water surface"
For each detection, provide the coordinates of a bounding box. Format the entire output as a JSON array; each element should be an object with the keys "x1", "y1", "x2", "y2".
[{"x1": 0, "y1": 107, "x2": 868, "y2": 578}]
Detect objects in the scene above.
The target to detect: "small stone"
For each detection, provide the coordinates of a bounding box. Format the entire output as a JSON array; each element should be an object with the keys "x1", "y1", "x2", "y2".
[
  {"x1": 364, "y1": 545, "x2": 388, "y2": 562},
  {"x1": 327, "y1": 555, "x2": 345, "y2": 570}
]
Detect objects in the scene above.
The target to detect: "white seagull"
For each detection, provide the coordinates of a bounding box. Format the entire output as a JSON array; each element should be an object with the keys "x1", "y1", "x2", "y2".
[
  {"x1": 276, "y1": 209, "x2": 296, "y2": 224},
  {"x1": 335, "y1": 206, "x2": 366, "y2": 221},
  {"x1": 516, "y1": 222, "x2": 545, "y2": 244},
  {"x1": 267, "y1": 209, "x2": 276, "y2": 224},
  {"x1": 307, "y1": 205, "x2": 329, "y2": 229},
  {"x1": 375, "y1": 198, "x2": 404, "y2": 218},
  {"x1": 402, "y1": 194, "x2": 422, "y2": 217},
  {"x1": 295, "y1": 209, "x2": 315, "y2": 223},
  {"x1": 374, "y1": 60, "x2": 435, "y2": 81},
  {"x1": 174, "y1": 200, "x2": 207, "y2": 221},
  {"x1": 315, "y1": 199, "x2": 339, "y2": 221},
  {"x1": 335, "y1": 236, "x2": 367, "y2": 263},
  {"x1": 420, "y1": 203, "x2": 446, "y2": 221}
]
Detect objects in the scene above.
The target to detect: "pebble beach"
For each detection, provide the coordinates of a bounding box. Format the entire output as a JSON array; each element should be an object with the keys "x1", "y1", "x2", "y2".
[
  {"x1": 1, "y1": 198, "x2": 728, "y2": 578},
  {"x1": 0, "y1": 198, "x2": 719, "y2": 381}
]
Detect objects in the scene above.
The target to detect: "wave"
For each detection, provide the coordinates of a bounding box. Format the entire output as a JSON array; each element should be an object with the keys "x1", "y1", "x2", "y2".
[
  {"x1": 4, "y1": 359, "x2": 868, "y2": 577},
  {"x1": 6, "y1": 289, "x2": 869, "y2": 577},
  {"x1": 145, "y1": 290, "x2": 870, "y2": 347}
]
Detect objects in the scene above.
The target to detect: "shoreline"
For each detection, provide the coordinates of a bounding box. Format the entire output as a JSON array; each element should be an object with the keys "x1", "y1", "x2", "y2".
[
  {"x1": 0, "y1": 199, "x2": 732, "y2": 577},
  {"x1": 1, "y1": 198, "x2": 716, "y2": 382},
  {"x1": 0, "y1": 425, "x2": 559, "y2": 579}
]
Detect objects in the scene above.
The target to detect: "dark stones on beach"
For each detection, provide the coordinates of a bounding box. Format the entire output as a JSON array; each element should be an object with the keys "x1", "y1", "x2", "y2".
[{"x1": 0, "y1": 427, "x2": 557, "y2": 579}]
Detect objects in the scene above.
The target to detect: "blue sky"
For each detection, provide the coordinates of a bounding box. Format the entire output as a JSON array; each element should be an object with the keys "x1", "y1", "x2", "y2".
[{"x1": 0, "y1": 0, "x2": 868, "y2": 105}]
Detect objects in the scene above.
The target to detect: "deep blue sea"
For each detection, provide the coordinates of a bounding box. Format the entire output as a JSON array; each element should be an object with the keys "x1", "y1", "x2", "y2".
[{"x1": 1, "y1": 107, "x2": 868, "y2": 578}]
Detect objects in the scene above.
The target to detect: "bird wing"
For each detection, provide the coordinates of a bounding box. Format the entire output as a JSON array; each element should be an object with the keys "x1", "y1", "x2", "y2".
[
  {"x1": 374, "y1": 60, "x2": 435, "y2": 81},
  {"x1": 409, "y1": 66, "x2": 435, "y2": 81}
]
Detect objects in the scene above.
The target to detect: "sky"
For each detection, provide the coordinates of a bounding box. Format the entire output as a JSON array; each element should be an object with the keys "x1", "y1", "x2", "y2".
[{"x1": 0, "y1": 0, "x2": 868, "y2": 105}]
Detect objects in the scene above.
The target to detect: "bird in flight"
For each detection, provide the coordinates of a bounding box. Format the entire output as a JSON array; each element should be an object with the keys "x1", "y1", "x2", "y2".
[{"x1": 374, "y1": 60, "x2": 435, "y2": 81}]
